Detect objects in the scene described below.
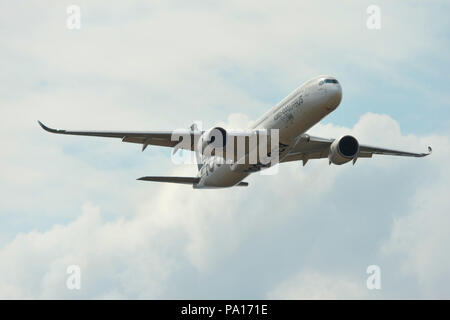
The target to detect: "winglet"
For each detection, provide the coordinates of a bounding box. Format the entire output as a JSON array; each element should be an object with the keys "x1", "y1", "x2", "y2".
[
  {"x1": 423, "y1": 146, "x2": 432, "y2": 157},
  {"x1": 37, "y1": 121, "x2": 66, "y2": 134},
  {"x1": 38, "y1": 120, "x2": 49, "y2": 131}
]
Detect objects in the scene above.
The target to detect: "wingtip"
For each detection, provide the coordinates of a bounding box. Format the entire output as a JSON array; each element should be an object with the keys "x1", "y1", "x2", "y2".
[
  {"x1": 37, "y1": 120, "x2": 52, "y2": 132},
  {"x1": 37, "y1": 121, "x2": 63, "y2": 134},
  {"x1": 421, "y1": 146, "x2": 432, "y2": 157}
]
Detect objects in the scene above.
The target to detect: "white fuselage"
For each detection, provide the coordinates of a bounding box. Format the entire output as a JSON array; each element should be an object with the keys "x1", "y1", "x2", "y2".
[{"x1": 194, "y1": 75, "x2": 343, "y2": 188}]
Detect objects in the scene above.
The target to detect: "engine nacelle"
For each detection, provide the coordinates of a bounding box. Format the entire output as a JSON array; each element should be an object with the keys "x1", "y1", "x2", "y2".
[
  {"x1": 328, "y1": 135, "x2": 359, "y2": 165},
  {"x1": 201, "y1": 127, "x2": 227, "y2": 154}
]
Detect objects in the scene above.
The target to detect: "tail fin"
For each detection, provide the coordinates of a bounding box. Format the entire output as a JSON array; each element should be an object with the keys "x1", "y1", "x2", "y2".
[{"x1": 190, "y1": 123, "x2": 203, "y2": 171}]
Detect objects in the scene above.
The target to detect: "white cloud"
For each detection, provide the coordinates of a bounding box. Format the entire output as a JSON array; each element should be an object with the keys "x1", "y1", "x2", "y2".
[
  {"x1": 0, "y1": 1, "x2": 449, "y2": 299},
  {"x1": 381, "y1": 139, "x2": 450, "y2": 297},
  {"x1": 267, "y1": 271, "x2": 369, "y2": 300},
  {"x1": 0, "y1": 203, "x2": 173, "y2": 299},
  {"x1": 0, "y1": 112, "x2": 448, "y2": 298}
]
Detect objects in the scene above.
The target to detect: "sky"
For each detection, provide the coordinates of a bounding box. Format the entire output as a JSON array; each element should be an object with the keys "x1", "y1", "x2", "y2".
[{"x1": 0, "y1": 0, "x2": 449, "y2": 299}]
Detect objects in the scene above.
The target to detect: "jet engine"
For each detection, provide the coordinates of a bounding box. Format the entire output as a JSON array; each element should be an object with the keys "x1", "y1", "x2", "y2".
[
  {"x1": 201, "y1": 127, "x2": 228, "y2": 154},
  {"x1": 328, "y1": 135, "x2": 359, "y2": 165}
]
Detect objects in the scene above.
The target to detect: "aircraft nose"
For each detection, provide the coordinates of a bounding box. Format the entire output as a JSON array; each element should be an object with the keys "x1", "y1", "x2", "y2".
[
  {"x1": 334, "y1": 84, "x2": 342, "y2": 103},
  {"x1": 327, "y1": 83, "x2": 342, "y2": 108}
]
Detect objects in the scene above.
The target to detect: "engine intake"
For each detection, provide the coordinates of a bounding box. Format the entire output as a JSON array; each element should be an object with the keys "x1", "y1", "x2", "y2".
[
  {"x1": 201, "y1": 127, "x2": 227, "y2": 154},
  {"x1": 328, "y1": 135, "x2": 359, "y2": 165}
]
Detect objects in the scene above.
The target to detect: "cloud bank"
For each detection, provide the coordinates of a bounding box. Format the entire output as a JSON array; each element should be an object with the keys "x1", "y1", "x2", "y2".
[
  {"x1": 0, "y1": 112, "x2": 448, "y2": 299},
  {"x1": 0, "y1": 0, "x2": 449, "y2": 299}
]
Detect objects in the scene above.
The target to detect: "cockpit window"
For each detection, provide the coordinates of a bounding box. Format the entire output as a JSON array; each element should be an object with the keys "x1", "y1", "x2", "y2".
[{"x1": 324, "y1": 79, "x2": 338, "y2": 84}]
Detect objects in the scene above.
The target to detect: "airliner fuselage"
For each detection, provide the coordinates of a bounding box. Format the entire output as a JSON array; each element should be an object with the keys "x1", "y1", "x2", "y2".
[{"x1": 195, "y1": 75, "x2": 342, "y2": 188}]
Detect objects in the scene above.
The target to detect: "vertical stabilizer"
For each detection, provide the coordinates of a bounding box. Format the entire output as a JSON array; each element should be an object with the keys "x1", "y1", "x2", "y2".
[{"x1": 190, "y1": 123, "x2": 203, "y2": 171}]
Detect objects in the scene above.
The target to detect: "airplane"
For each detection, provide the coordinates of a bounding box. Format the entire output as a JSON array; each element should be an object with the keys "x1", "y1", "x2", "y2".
[{"x1": 38, "y1": 75, "x2": 432, "y2": 189}]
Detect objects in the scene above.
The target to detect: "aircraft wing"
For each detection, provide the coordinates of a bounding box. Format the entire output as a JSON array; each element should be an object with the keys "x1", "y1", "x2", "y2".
[
  {"x1": 282, "y1": 134, "x2": 432, "y2": 164},
  {"x1": 38, "y1": 121, "x2": 273, "y2": 156},
  {"x1": 38, "y1": 121, "x2": 201, "y2": 152}
]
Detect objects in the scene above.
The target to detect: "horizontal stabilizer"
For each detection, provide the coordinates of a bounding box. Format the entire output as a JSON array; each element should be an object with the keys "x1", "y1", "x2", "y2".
[{"x1": 137, "y1": 176, "x2": 200, "y2": 185}]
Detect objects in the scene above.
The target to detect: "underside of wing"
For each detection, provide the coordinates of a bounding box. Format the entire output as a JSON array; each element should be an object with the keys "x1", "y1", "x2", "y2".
[
  {"x1": 283, "y1": 134, "x2": 432, "y2": 164},
  {"x1": 38, "y1": 121, "x2": 200, "y2": 151},
  {"x1": 358, "y1": 144, "x2": 432, "y2": 157},
  {"x1": 282, "y1": 135, "x2": 333, "y2": 164},
  {"x1": 39, "y1": 121, "x2": 432, "y2": 166}
]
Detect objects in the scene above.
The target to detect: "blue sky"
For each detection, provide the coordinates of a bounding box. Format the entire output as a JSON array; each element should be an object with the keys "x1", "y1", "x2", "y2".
[{"x1": 0, "y1": 0, "x2": 449, "y2": 299}]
